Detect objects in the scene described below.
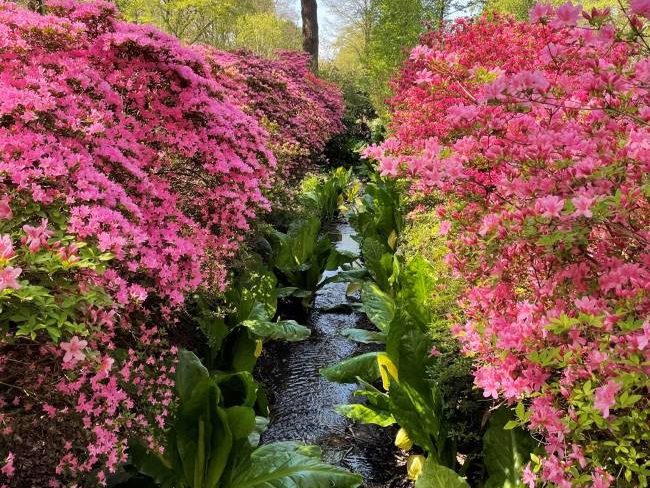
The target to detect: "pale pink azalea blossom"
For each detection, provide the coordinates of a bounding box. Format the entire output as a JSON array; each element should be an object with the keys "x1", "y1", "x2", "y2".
[
  {"x1": 438, "y1": 221, "x2": 452, "y2": 235},
  {"x1": 530, "y1": 3, "x2": 554, "y2": 22},
  {"x1": 593, "y1": 380, "x2": 620, "y2": 418},
  {"x1": 61, "y1": 336, "x2": 88, "y2": 364},
  {"x1": 572, "y1": 195, "x2": 595, "y2": 218},
  {"x1": 1, "y1": 452, "x2": 15, "y2": 477},
  {"x1": 522, "y1": 464, "x2": 536, "y2": 488},
  {"x1": 22, "y1": 219, "x2": 53, "y2": 252},
  {"x1": 536, "y1": 195, "x2": 565, "y2": 218},
  {"x1": 415, "y1": 69, "x2": 436, "y2": 85},
  {"x1": 0, "y1": 266, "x2": 22, "y2": 291},
  {"x1": 0, "y1": 198, "x2": 11, "y2": 220},
  {"x1": 552, "y1": 2, "x2": 582, "y2": 26},
  {"x1": 0, "y1": 235, "x2": 15, "y2": 260}
]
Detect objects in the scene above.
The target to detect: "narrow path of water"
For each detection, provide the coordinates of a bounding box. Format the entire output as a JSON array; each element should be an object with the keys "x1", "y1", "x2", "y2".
[{"x1": 258, "y1": 221, "x2": 408, "y2": 487}]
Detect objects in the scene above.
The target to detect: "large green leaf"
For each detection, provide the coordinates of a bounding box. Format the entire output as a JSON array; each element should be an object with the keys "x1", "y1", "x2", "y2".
[
  {"x1": 205, "y1": 407, "x2": 233, "y2": 487},
  {"x1": 361, "y1": 282, "x2": 395, "y2": 332},
  {"x1": 388, "y1": 380, "x2": 442, "y2": 456},
  {"x1": 291, "y1": 218, "x2": 322, "y2": 265},
  {"x1": 214, "y1": 371, "x2": 258, "y2": 408},
  {"x1": 241, "y1": 318, "x2": 311, "y2": 342},
  {"x1": 225, "y1": 406, "x2": 256, "y2": 440},
  {"x1": 176, "y1": 350, "x2": 210, "y2": 403},
  {"x1": 317, "y1": 268, "x2": 370, "y2": 288},
  {"x1": 483, "y1": 408, "x2": 537, "y2": 488},
  {"x1": 336, "y1": 404, "x2": 396, "y2": 427},
  {"x1": 325, "y1": 249, "x2": 358, "y2": 271},
  {"x1": 320, "y1": 352, "x2": 381, "y2": 384},
  {"x1": 414, "y1": 458, "x2": 470, "y2": 488},
  {"x1": 361, "y1": 237, "x2": 394, "y2": 292},
  {"x1": 341, "y1": 328, "x2": 386, "y2": 344},
  {"x1": 232, "y1": 331, "x2": 259, "y2": 372},
  {"x1": 248, "y1": 416, "x2": 270, "y2": 447},
  {"x1": 353, "y1": 378, "x2": 391, "y2": 411},
  {"x1": 398, "y1": 256, "x2": 436, "y2": 327},
  {"x1": 228, "y1": 441, "x2": 362, "y2": 488}
]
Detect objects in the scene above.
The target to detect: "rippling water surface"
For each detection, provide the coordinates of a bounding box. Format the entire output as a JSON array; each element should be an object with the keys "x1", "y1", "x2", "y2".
[{"x1": 259, "y1": 221, "x2": 405, "y2": 487}]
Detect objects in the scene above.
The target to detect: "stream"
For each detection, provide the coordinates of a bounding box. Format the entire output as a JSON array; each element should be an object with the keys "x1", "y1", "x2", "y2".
[{"x1": 258, "y1": 221, "x2": 408, "y2": 488}]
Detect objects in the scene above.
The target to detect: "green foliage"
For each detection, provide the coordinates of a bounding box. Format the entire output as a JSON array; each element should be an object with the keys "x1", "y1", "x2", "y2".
[
  {"x1": 327, "y1": 0, "x2": 445, "y2": 113},
  {"x1": 321, "y1": 176, "x2": 539, "y2": 486},
  {"x1": 131, "y1": 351, "x2": 362, "y2": 488},
  {"x1": 349, "y1": 176, "x2": 403, "y2": 252},
  {"x1": 269, "y1": 217, "x2": 356, "y2": 303},
  {"x1": 234, "y1": 12, "x2": 302, "y2": 57},
  {"x1": 321, "y1": 65, "x2": 377, "y2": 167},
  {"x1": 301, "y1": 168, "x2": 353, "y2": 222},
  {"x1": 192, "y1": 252, "x2": 309, "y2": 372},
  {"x1": 320, "y1": 351, "x2": 381, "y2": 384},
  {"x1": 482, "y1": 408, "x2": 536, "y2": 488},
  {"x1": 0, "y1": 202, "x2": 113, "y2": 343},
  {"x1": 335, "y1": 403, "x2": 396, "y2": 427},
  {"x1": 366, "y1": 0, "x2": 428, "y2": 111},
  {"x1": 415, "y1": 458, "x2": 470, "y2": 488},
  {"x1": 115, "y1": 0, "x2": 301, "y2": 56}
]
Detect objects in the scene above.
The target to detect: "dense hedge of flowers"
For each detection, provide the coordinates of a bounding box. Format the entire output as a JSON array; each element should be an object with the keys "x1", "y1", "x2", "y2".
[
  {"x1": 0, "y1": 1, "x2": 343, "y2": 485},
  {"x1": 366, "y1": 5, "x2": 649, "y2": 487},
  {"x1": 205, "y1": 49, "x2": 345, "y2": 178}
]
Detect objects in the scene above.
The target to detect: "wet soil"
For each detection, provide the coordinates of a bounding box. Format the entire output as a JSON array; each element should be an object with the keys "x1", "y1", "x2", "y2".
[{"x1": 257, "y1": 221, "x2": 411, "y2": 488}]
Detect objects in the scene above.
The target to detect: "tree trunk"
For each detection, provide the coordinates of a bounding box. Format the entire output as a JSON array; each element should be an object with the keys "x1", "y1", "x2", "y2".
[{"x1": 301, "y1": 0, "x2": 319, "y2": 72}]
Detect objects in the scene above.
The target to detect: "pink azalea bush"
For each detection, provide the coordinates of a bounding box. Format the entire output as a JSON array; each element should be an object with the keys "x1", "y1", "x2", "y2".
[
  {"x1": 0, "y1": 0, "x2": 344, "y2": 485},
  {"x1": 366, "y1": 6, "x2": 649, "y2": 487},
  {"x1": 204, "y1": 49, "x2": 345, "y2": 178}
]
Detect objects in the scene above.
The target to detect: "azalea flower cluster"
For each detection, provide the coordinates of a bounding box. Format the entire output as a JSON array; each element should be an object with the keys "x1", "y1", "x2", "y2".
[
  {"x1": 366, "y1": 6, "x2": 649, "y2": 487},
  {"x1": 204, "y1": 49, "x2": 345, "y2": 178},
  {"x1": 0, "y1": 0, "x2": 343, "y2": 485}
]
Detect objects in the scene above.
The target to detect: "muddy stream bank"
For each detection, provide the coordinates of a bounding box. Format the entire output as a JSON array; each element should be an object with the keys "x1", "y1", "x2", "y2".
[{"x1": 257, "y1": 221, "x2": 410, "y2": 488}]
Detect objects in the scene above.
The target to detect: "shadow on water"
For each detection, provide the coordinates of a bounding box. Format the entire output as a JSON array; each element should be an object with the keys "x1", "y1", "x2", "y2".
[{"x1": 257, "y1": 221, "x2": 410, "y2": 488}]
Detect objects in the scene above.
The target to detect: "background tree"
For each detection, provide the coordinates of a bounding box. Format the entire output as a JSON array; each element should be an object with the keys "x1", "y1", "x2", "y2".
[
  {"x1": 326, "y1": 0, "x2": 441, "y2": 113},
  {"x1": 301, "y1": 0, "x2": 319, "y2": 71},
  {"x1": 235, "y1": 12, "x2": 302, "y2": 57},
  {"x1": 114, "y1": 0, "x2": 301, "y2": 56}
]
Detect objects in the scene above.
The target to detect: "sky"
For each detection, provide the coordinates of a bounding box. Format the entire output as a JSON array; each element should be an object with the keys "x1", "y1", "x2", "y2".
[{"x1": 280, "y1": 0, "x2": 341, "y2": 59}]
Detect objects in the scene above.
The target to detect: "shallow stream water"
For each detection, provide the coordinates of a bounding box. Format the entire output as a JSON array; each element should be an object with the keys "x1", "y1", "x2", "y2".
[{"x1": 258, "y1": 221, "x2": 408, "y2": 487}]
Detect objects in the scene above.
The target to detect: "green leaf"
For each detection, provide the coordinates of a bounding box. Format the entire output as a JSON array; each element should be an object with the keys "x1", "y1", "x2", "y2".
[
  {"x1": 176, "y1": 350, "x2": 210, "y2": 403},
  {"x1": 335, "y1": 404, "x2": 395, "y2": 427},
  {"x1": 205, "y1": 407, "x2": 233, "y2": 487},
  {"x1": 241, "y1": 318, "x2": 311, "y2": 342},
  {"x1": 129, "y1": 440, "x2": 176, "y2": 488},
  {"x1": 361, "y1": 282, "x2": 395, "y2": 332},
  {"x1": 248, "y1": 416, "x2": 270, "y2": 447},
  {"x1": 225, "y1": 406, "x2": 256, "y2": 440},
  {"x1": 232, "y1": 331, "x2": 259, "y2": 373},
  {"x1": 483, "y1": 408, "x2": 537, "y2": 488},
  {"x1": 353, "y1": 378, "x2": 391, "y2": 411},
  {"x1": 341, "y1": 328, "x2": 386, "y2": 344},
  {"x1": 197, "y1": 315, "x2": 228, "y2": 360},
  {"x1": 325, "y1": 249, "x2": 358, "y2": 271},
  {"x1": 398, "y1": 256, "x2": 435, "y2": 327},
  {"x1": 320, "y1": 352, "x2": 381, "y2": 384},
  {"x1": 360, "y1": 237, "x2": 394, "y2": 292},
  {"x1": 318, "y1": 268, "x2": 370, "y2": 288},
  {"x1": 228, "y1": 441, "x2": 362, "y2": 488},
  {"x1": 415, "y1": 458, "x2": 470, "y2": 488},
  {"x1": 389, "y1": 380, "x2": 441, "y2": 456}
]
